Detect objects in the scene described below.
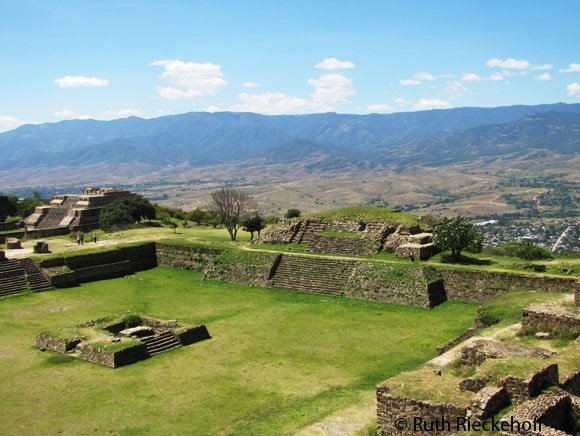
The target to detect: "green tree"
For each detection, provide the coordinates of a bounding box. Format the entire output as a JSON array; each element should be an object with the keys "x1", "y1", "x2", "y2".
[
  {"x1": 432, "y1": 216, "x2": 483, "y2": 260},
  {"x1": 17, "y1": 191, "x2": 46, "y2": 218},
  {"x1": 242, "y1": 214, "x2": 266, "y2": 240},
  {"x1": 188, "y1": 208, "x2": 206, "y2": 225},
  {"x1": 99, "y1": 204, "x2": 134, "y2": 232},
  {"x1": 161, "y1": 216, "x2": 178, "y2": 233},
  {"x1": 0, "y1": 195, "x2": 18, "y2": 222},
  {"x1": 120, "y1": 196, "x2": 156, "y2": 222},
  {"x1": 285, "y1": 208, "x2": 301, "y2": 219}
]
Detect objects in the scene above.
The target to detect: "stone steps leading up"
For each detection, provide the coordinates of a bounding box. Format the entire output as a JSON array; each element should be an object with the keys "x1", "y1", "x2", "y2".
[
  {"x1": 18, "y1": 258, "x2": 52, "y2": 292},
  {"x1": 141, "y1": 331, "x2": 181, "y2": 355},
  {"x1": 0, "y1": 260, "x2": 28, "y2": 297},
  {"x1": 0, "y1": 258, "x2": 53, "y2": 298},
  {"x1": 271, "y1": 254, "x2": 356, "y2": 296},
  {"x1": 36, "y1": 207, "x2": 69, "y2": 230}
]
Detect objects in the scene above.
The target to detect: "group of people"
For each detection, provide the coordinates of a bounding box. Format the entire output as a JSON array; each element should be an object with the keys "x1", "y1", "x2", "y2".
[{"x1": 75, "y1": 233, "x2": 98, "y2": 245}]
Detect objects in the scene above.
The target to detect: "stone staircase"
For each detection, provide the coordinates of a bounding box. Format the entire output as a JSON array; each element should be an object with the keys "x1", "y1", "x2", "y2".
[
  {"x1": 36, "y1": 207, "x2": 69, "y2": 229},
  {"x1": 298, "y1": 220, "x2": 327, "y2": 244},
  {"x1": 270, "y1": 254, "x2": 356, "y2": 296},
  {"x1": 0, "y1": 258, "x2": 53, "y2": 298},
  {"x1": 0, "y1": 260, "x2": 27, "y2": 298},
  {"x1": 19, "y1": 258, "x2": 52, "y2": 292},
  {"x1": 140, "y1": 331, "x2": 181, "y2": 355}
]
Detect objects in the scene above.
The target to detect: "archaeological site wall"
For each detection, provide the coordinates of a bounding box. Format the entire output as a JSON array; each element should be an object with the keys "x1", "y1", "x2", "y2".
[{"x1": 438, "y1": 269, "x2": 579, "y2": 303}]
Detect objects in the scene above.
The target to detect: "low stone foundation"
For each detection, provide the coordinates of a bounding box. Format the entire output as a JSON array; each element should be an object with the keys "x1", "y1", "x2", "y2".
[
  {"x1": 35, "y1": 333, "x2": 80, "y2": 353},
  {"x1": 376, "y1": 386, "x2": 469, "y2": 435},
  {"x1": 500, "y1": 389, "x2": 578, "y2": 435},
  {"x1": 77, "y1": 342, "x2": 149, "y2": 368},
  {"x1": 502, "y1": 364, "x2": 559, "y2": 405},
  {"x1": 521, "y1": 304, "x2": 580, "y2": 336}
]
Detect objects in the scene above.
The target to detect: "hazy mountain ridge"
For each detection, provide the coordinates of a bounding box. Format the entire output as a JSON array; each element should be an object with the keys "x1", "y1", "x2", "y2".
[{"x1": 2, "y1": 103, "x2": 580, "y2": 171}]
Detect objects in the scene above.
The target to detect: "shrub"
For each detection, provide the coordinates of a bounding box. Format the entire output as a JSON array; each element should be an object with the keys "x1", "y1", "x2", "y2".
[
  {"x1": 284, "y1": 208, "x2": 301, "y2": 219},
  {"x1": 499, "y1": 241, "x2": 553, "y2": 260},
  {"x1": 122, "y1": 314, "x2": 142, "y2": 328}
]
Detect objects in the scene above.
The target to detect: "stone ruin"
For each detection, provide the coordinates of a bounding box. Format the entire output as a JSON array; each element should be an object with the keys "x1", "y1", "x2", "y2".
[
  {"x1": 256, "y1": 218, "x2": 438, "y2": 260},
  {"x1": 5, "y1": 237, "x2": 22, "y2": 249},
  {"x1": 24, "y1": 187, "x2": 136, "y2": 233},
  {"x1": 35, "y1": 314, "x2": 211, "y2": 368},
  {"x1": 376, "y1": 297, "x2": 580, "y2": 435}
]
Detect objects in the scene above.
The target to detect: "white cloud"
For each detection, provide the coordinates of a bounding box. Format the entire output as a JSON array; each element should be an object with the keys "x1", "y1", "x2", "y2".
[
  {"x1": 414, "y1": 98, "x2": 452, "y2": 110},
  {"x1": 559, "y1": 63, "x2": 580, "y2": 73},
  {"x1": 54, "y1": 76, "x2": 109, "y2": 88},
  {"x1": 400, "y1": 79, "x2": 422, "y2": 86},
  {"x1": 534, "y1": 73, "x2": 552, "y2": 81},
  {"x1": 461, "y1": 72, "x2": 483, "y2": 82},
  {"x1": 308, "y1": 73, "x2": 355, "y2": 110},
  {"x1": 445, "y1": 81, "x2": 467, "y2": 99},
  {"x1": 54, "y1": 109, "x2": 91, "y2": 120},
  {"x1": 242, "y1": 82, "x2": 260, "y2": 88},
  {"x1": 230, "y1": 92, "x2": 310, "y2": 115},
  {"x1": 486, "y1": 58, "x2": 530, "y2": 69},
  {"x1": 530, "y1": 64, "x2": 552, "y2": 70},
  {"x1": 151, "y1": 59, "x2": 227, "y2": 99},
  {"x1": 414, "y1": 72, "x2": 436, "y2": 81},
  {"x1": 488, "y1": 73, "x2": 504, "y2": 81},
  {"x1": 315, "y1": 57, "x2": 356, "y2": 70},
  {"x1": 367, "y1": 104, "x2": 393, "y2": 113},
  {"x1": 567, "y1": 83, "x2": 580, "y2": 98},
  {"x1": 0, "y1": 116, "x2": 34, "y2": 132},
  {"x1": 393, "y1": 98, "x2": 452, "y2": 110},
  {"x1": 104, "y1": 109, "x2": 145, "y2": 119},
  {"x1": 394, "y1": 98, "x2": 409, "y2": 106},
  {"x1": 204, "y1": 106, "x2": 223, "y2": 113}
]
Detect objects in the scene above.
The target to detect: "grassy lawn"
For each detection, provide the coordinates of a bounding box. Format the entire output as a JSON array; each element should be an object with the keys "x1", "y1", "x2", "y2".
[{"x1": 0, "y1": 267, "x2": 477, "y2": 435}]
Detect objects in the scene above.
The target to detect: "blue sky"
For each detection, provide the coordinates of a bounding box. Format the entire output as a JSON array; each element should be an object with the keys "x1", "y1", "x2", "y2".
[{"x1": 1, "y1": 0, "x2": 579, "y2": 131}]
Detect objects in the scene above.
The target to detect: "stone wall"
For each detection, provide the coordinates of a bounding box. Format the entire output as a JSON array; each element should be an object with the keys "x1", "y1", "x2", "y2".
[
  {"x1": 155, "y1": 242, "x2": 222, "y2": 271},
  {"x1": 345, "y1": 263, "x2": 445, "y2": 308},
  {"x1": 0, "y1": 222, "x2": 19, "y2": 232},
  {"x1": 376, "y1": 386, "x2": 469, "y2": 435},
  {"x1": 74, "y1": 261, "x2": 133, "y2": 283},
  {"x1": 41, "y1": 243, "x2": 157, "y2": 287},
  {"x1": 35, "y1": 333, "x2": 80, "y2": 353},
  {"x1": 175, "y1": 325, "x2": 211, "y2": 345},
  {"x1": 77, "y1": 342, "x2": 149, "y2": 368},
  {"x1": 502, "y1": 364, "x2": 559, "y2": 405},
  {"x1": 439, "y1": 270, "x2": 579, "y2": 303},
  {"x1": 560, "y1": 371, "x2": 580, "y2": 396},
  {"x1": 521, "y1": 304, "x2": 580, "y2": 336},
  {"x1": 308, "y1": 235, "x2": 373, "y2": 256},
  {"x1": 471, "y1": 386, "x2": 510, "y2": 420}
]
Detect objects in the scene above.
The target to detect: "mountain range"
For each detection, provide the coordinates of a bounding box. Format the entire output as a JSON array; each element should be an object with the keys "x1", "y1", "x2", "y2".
[{"x1": 1, "y1": 103, "x2": 579, "y2": 216}]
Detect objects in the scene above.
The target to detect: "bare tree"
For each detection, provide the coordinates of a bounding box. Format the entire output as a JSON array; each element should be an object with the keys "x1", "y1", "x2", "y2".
[{"x1": 209, "y1": 187, "x2": 254, "y2": 241}]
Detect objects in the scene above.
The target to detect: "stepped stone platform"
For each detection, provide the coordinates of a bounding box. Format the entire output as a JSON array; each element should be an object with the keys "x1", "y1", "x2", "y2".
[
  {"x1": 258, "y1": 218, "x2": 438, "y2": 260},
  {"x1": 0, "y1": 258, "x2": 52, "y2": 298},
  {"x1": 24, "y1": 187, "x2": 136, "y2": 233},
  {"x1": 35, "y1": 315, "x2": 211, "y2": 368},
  {"x1": 271, "y1": 254, "x2": 356, "y2": 296}
]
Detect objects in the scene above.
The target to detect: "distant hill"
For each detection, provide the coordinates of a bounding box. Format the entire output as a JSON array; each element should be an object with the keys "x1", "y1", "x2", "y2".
[
  {"x1": 381, "y1": 111, "x2": 580, "y2": 167},
  {"x1": 1, "y1": 102, "x2": 580, "y2": 171}
]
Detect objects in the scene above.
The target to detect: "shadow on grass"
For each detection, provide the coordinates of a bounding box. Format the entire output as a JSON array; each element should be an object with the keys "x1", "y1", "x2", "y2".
[
  {"x1": 439, "y1": 254, "x2": 493, "y2": 266},
  {"x1": 45, "y1": 354, "x2": 76, "y2": 365}
]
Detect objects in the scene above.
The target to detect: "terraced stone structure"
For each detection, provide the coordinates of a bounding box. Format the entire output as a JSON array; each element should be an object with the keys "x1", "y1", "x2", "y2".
[
  {"x1": 0, "y1": 257, "x2": 52, "y2": 298},
  {"x1": 258, "y1": 218, "x2": 438, "y2": 260},
  {"x1": 35, "y1": 315, "x2": 211, "y2": 368},
  {"x1": 24, "y1": 187, "x2": 136, "y2": 232}
]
